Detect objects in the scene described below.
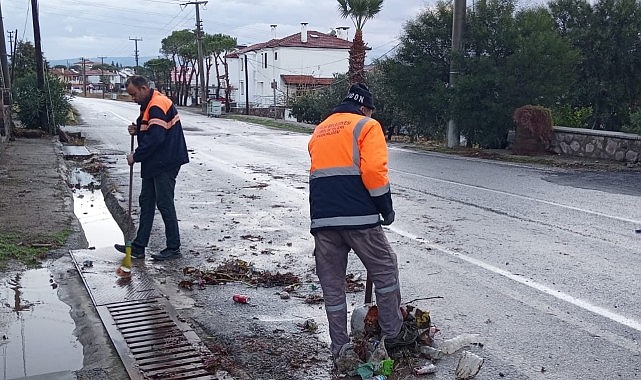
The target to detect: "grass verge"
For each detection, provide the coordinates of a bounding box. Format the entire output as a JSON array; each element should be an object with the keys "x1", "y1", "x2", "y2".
[
  {"x1": 224, "y1": 114, "x2": 314, "y2": 134},
  {"x1": 224, "y1": 114, "x2": 637, "y2": 171},
  {"x1": 0, "y1": 229, "x2": 72, "y2": 268}
]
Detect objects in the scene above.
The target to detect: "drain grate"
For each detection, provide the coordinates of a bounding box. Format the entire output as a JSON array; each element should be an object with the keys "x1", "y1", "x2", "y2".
[
  {"x1": 70, "y1": 248, "x2": 216, "y2": 379},
  {"x1": 104, "y1": 299, "x2": 213, "y2": 379}
]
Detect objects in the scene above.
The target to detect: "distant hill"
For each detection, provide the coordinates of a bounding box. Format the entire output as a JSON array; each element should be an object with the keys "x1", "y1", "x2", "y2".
[{"x1": 48, "y1": 56, "x2": 158, "y2": 68}]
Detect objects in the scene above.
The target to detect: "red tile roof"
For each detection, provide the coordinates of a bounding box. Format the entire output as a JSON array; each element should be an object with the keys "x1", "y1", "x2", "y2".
[
  {"x1": 281, "y1": 75, "x2": 334, "y2": 86},
  {"x1": 235, "y1": 30, "x2": 352, "y2": 55}
]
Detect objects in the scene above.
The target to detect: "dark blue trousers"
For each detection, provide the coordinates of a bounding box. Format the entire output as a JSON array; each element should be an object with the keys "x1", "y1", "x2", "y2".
[{"x1": 132, "y1": 166, "x2": 181, "y2": 250}]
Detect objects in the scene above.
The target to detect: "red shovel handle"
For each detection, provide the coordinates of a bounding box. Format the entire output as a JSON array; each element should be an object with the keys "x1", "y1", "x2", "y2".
[{"x1": 365, "y1": 274, "x2": 373, "y2": 304}]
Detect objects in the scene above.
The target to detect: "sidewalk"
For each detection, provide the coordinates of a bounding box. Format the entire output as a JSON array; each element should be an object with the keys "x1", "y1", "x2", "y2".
[
  {"x1": 0, "y1": 135, "x2": 128, "y2": 379},
  {"x1": 0, "y1": 136, "x2": 71, "y2": 246}
]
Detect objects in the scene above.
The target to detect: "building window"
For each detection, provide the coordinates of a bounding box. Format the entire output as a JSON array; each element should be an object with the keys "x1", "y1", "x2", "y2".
[
  {"x1": 274, "y1": 52, "x2": 278, "y2": 61},
  {"x1": 264, "y1": 53, "x2": 268, "y2": 69},
  {"x1": 240, "y1": 81, "x2": 244, "y2": 95}
]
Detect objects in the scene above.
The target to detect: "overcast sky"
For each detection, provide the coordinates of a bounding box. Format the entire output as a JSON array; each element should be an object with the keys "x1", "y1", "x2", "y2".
[{"x1": 2, "y1": 0, "x2": 428, "y2": 64}]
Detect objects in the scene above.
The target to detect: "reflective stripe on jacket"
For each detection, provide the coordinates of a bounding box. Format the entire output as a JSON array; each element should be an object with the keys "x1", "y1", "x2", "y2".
[
  {"x1": 308, "y1": 111, "x2": 393, "y2": 232},
  {"x1": 134, "y1": 89, "x2": 189, "y2": 178}
]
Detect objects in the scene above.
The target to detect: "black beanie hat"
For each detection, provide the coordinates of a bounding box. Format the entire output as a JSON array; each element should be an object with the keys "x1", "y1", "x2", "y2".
[{"x1": 343, "y1": 83, "x2": 375, "y2": 110}]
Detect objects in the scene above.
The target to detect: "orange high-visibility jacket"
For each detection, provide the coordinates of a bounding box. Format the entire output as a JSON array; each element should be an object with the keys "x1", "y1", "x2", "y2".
[
  {"x1": 308, "y1": 112, "x2": 393, "y2": 232},
  {"x1": 134, "y1": 89, "x2": 189, "y2": 179}
]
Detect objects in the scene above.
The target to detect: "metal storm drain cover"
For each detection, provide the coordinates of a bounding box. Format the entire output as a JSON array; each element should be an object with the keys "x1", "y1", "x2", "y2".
[{"x1": 71, "y1": 248, "x2": 215, "y2": 379}]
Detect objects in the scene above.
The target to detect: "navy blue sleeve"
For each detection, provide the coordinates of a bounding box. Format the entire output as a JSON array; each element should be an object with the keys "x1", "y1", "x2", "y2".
[{"x1": 133, "y1": 105, "x2": 168, "y2": 163}]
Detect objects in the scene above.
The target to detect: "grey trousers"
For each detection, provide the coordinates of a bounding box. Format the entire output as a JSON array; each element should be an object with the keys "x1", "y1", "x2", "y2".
[{"x1": 313, "y1": 226, "x2": 403, "y2": 357}]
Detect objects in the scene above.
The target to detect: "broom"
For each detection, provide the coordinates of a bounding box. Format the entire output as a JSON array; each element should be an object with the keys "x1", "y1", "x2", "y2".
[{"x1": 116, "y1": 132, "x2": 135, "y2": 277}]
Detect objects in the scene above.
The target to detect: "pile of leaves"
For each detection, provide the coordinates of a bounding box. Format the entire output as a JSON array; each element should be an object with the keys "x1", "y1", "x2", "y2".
[{"x1": 179, "y1": 259, "x2": 300, "y2": 290}]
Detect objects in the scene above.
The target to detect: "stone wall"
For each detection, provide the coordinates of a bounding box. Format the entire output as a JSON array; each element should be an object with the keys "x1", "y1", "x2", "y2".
[
  {"x1": 229, "y1": 106, "x2": 286, "y2": 119},
  {"x1": 549, "y1": 126, "x2": 641, "y2": 163}
]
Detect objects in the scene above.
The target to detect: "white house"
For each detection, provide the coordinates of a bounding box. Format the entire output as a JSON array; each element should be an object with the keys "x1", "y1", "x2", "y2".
[{"x1": 224, "y1": 23, "x2": 352, "y2": 107}]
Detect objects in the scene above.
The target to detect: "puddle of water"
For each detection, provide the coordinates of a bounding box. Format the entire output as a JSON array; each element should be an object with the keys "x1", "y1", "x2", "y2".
[
  {"x1": 72, "y1": 187, "x2": 123, "y2": 249},
  {"x1": 0, "y1": 269, "x2": 83, "y2": 379},
  {"x1": 0, "y1": 168, "x2": 128, "y2": 379}
]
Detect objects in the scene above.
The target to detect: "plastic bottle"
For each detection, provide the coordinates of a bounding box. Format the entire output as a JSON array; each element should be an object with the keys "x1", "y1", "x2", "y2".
[
  {"x1": 439, "y1": 333, "x2": 479, "y2": 355},
  {"x1": 370, "y1": 336, "x2": 389, "y2": 363},
  {"x1": 415, "y1": 362, "x2": 438, "y2": 375},
  {"x1": 370, "y1": 375, "x2": 387, "y2": 380},
  {"x1": 419, "y1": 345, "x2": 444, "y2": 360}
]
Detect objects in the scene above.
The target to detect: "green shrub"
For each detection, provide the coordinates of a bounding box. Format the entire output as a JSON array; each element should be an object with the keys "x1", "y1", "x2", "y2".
[
  {"x1": 552, "y1": 105, "x2": 592, "y2": 129},
  {"x1": 621, "y1": 109, "x2": 641, "y2": 135},
  {"x1": 13, "y1": 73, "x2": 71, "y2": 132},
  {"x1": 289, "y1": 92, "x2": 324, "y2": 124}
]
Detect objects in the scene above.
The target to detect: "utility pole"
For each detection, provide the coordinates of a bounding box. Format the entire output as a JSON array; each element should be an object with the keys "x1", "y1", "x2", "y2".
[
  {"x1": 81, "y1": 57, "x2": 87, "y2": 97},
  {"x1": 6, "y1": 30, "x2": 13, "y2": 54},
  {"x1": 447, "y1": 0, "x2": 466, "y2": 148},
  {"x1": 0, "y1": 3, "x2": 13, "y2": 140},
  {"x1": 9, "y1": 29, "x2": 17, "y2": 86},
  {"x1": 183, "y1": 1, "x2": 208, "y2": 113},
  {"x1": 129, "y1": 37, "x2": 142, "y2": 74},
  {"x1": 98, "y1": 56, "x2": 106, "y2": 98},
  {"x1": 244, "y1": 55, "x2": 249, "y2": 115},
  {"x1": 0, "y1": 6, "x2": 10, "y2": 94},
  {"x1": 31, "y1": 0, "x2": 49, "y2": 132}
]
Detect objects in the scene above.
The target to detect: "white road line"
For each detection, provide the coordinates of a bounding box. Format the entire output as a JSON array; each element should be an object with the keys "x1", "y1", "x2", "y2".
[
  {"x1": 388, "y1": 225, "x2": 641, "y2": 333},
  {"x1": 391, "y1": 168, "x2": 641, "y2": 225},
  {"x1": 108, "y1": 110, "x2": 131, "y2": 123}
]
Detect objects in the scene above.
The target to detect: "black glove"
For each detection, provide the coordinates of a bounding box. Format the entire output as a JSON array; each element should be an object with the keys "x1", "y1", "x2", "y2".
[{"x1": 381, "y1": 211, "x2": 395, "y2": 226}]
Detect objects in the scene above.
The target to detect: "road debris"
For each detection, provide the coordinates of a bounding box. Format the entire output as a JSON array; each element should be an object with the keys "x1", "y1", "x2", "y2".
[
  {"x1": 414, "y1": 362, "x2": 438, "y2": 375},
  {"x1": 232, "y1": 294, "x2": 250, "y2": 303},
  {"x1": 343, "y1": 303, "x2": 485, "y2": 379},
  {"x1": 179, "y1": 259, "x2": 300, "y2": 289},
  {"x1": 455, "y1": 351, "x2": 484, "y2": 379},
  {"x1": 297, "y1": 319, "x2": 318, "y2": 333},
  {"x1": 439, "y1": 333, "x2": 480, "y2": 355},
  {"x1": 279, "y1": 291, "x2": 291, "y2": 299}
]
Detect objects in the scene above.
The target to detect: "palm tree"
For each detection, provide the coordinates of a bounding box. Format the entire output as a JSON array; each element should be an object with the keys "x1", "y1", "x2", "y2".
[{"x1": 337, "y1": 0, "x2": 384, "y2": 84}]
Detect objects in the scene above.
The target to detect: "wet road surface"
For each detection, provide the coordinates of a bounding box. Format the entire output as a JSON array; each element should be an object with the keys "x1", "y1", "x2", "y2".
[{"x1": 67, "y1": 96, "x2": 641, "y2": 379}]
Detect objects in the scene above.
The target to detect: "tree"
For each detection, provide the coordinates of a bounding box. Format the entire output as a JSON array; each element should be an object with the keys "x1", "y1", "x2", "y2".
[
  {"x1": 10, "y1": 39, "x2": 70, "y2": 133},
  {"x1": 452, "y1": 0, "x2": 580, "y2": 147},
  {"x1": 376, "y1": 0, "x2": 580, "y2": 147},
  {"x1": 143, "y1": 58, "x2": 174, "y2": 94},
  {"x1": 13, "y1": 73, "x2": 71, "y2": 131},
  {"x1": 11, "y1": 41, "x2": 37, "y2": 80},
  {"x1": 203, "y1": 33, "x2": 237, "y2": 102},
  {"x1": 377, "y1": 2, "x2": 452, "y2": 140},
  {"x1": 92, "y1": 63, "x2": 117, "y2": 71},
  {"x1": 161, "y1": 29, "x2": 196, "y2": 105},
  {"x1": 549, "y1": 0, "x2": 641, "y2": 130},
  {"x1": 337, "y1": 0, "x2": 383, "y2": 83},
  {"x1": 178, "y1": 42, "x2": 198, "y2": 106},
  {"x1": 367, "y1": 62, "x2": 413, "y2": 138},
  {"x1": 289, "y1": 74, "x2": 351, "y2": 124}
]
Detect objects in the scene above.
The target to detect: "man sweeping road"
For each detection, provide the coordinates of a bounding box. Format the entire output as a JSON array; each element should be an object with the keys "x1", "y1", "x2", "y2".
[{"x1": 114, "y1": 75, "x2": 189, "y2": 261}]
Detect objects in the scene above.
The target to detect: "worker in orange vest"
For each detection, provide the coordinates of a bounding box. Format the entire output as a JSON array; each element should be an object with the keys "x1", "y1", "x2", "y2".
[{"x1": 308, "y1": 83, "x2": 417, "y2": 370}]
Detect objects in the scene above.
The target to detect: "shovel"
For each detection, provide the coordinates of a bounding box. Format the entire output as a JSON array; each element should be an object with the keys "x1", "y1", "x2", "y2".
[{"x1": 116, "y1": 134, "x2": 135, "y2": 277}]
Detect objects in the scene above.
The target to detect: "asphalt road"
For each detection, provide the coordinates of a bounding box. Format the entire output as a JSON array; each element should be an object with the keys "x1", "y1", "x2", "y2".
[{"x1": 69, "y1": 96, "x2": 641, "y2": 379}]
